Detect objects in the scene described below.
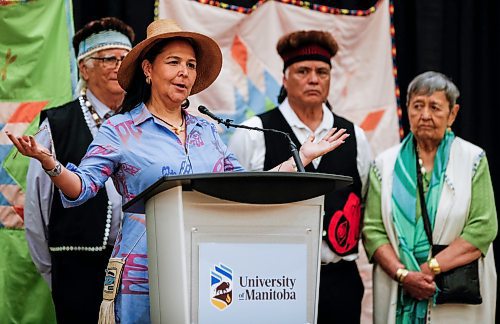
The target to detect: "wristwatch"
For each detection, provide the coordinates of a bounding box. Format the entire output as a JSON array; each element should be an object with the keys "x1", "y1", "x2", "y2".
[
  {"x1": 428, "y1": 257, "x2": 441, "y2": 275},
  {"x1": 43, "y1": 160, "x2": 62, "y2": 177}
]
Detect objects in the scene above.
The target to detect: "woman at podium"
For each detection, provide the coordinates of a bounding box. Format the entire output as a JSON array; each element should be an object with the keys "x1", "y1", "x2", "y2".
[{"x1": 7, "y1": 19, "x2": 349, "y2": 323}]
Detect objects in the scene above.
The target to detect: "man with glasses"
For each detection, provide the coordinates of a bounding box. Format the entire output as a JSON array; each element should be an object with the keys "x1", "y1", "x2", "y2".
[
  {"x1": 229, "y1": 30, "x2": 372, "y2": 323},
  {"x1": 24, "y1": 17, "x2": 134, "y2": 323}
]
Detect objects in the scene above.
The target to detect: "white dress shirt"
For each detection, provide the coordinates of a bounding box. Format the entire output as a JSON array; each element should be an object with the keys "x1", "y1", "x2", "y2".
[
  {"x1": 228, "y1": 98, "x2": 372, "y2": 263},
  {"x1": 24, "y1": 90, "x2": 123, "y2": 287}
]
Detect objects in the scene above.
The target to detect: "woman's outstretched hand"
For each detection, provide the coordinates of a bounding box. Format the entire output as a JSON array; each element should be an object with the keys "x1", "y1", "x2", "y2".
[
  {"x1": 5, "y1": 130, "x2": 53, "y2": 165},
  {"x1": 5, "y1": 129, "x2": 83, "y2": 198},
  {"x1": 299, "y1": 128, "x2": 349, "y2": 166}
]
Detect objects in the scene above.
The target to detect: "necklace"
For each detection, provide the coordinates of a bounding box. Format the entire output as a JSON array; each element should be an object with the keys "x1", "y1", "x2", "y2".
[
  {"x1": 68, "y1": 92, "x2": 113, "y2": 252},
  {"x1": 417, "y1": 156, "x2": 426, "y2": 175},
  {"x1": 78, "y1": 94, "x2": 103, "y2": 128},
  {"x1": 416, "y1": 147, "x2": 432, "y2": 188},
  {"x1": 152, "y1": 113, "x2": 185, "y2": 135},
  {"x1": 416, "y1": 145, "x2": 434, "y2": 176},
  {"x1": 415, "y1": 144, "x2": 427, "y2": 175}
]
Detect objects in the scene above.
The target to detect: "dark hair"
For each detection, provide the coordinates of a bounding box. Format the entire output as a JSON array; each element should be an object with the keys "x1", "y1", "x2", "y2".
[
  {"x1": 73, "y1": 17, "x2": 135, "y2": 55},
  {"x1": 121, "y1": 37, "x2": 196, "y2": 113},
  {"x1": 277, "y1": 30, "x2": 338, "y2": 63},
  {"x1": 277, "y1": 86, "x2": 287, "y2": 104}
]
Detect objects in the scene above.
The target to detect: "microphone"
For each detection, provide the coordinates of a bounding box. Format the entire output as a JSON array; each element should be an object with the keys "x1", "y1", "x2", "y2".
[
  {"x1": 198, "y1": 105, "x2": 306, "y2": 172},
  {"x1": 198, "y1": 105, "x2": 229, "y2": 126}
]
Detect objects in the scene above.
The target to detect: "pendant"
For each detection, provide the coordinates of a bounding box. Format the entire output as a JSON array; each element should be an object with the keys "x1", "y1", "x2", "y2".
[{"x1": 172, "y1": 127, "x2": 185, "y2": 135}]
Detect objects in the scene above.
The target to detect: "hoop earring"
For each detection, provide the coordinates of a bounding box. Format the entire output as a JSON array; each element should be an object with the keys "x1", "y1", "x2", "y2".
[
  {"x1": 145, "y1": 76, "x2": 151, "y2": 85},
  {"x1": 181, "y1": 98, "x2": 190, "y2": 109}
]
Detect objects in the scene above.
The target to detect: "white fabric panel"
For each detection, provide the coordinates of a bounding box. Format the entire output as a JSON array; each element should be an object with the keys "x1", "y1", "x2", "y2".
[{"x1": 161, "y1": 0, "x2": 399, "y2": 155}]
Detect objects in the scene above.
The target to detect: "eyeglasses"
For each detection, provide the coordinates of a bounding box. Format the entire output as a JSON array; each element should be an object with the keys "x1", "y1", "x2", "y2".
[{"x1": 89, "y1": 56, "x2": 126, "y2": 69}]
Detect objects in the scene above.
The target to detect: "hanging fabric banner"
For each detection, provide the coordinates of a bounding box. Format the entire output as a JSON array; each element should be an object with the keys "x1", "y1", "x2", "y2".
[
  {"x1": 0, "y1": 0, "x2": 75, "y2": 322},
  {"x1": 159, "y1": 0, "x2": 399, "y2": 155}
]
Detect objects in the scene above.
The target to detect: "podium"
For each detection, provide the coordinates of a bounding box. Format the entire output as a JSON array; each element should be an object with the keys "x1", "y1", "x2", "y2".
[{"x1": 123, "y1": 172, "x2": 352, "y2": 324}]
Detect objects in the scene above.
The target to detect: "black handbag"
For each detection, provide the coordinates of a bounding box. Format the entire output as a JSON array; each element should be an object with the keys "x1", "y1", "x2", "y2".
[{"x1": 415, "y1": 149, "x2": 482, "y2": 305}]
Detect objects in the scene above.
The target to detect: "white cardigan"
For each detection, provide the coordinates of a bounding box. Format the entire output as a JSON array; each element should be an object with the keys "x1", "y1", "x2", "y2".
[{"x1": 372, "y1": 137, "x2": 496, "y2": 324}]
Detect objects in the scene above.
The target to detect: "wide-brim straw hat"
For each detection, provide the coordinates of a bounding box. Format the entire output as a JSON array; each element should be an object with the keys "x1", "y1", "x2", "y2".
[{"x1": 118, "y1": 19, "x2": 222, "y2": 95}]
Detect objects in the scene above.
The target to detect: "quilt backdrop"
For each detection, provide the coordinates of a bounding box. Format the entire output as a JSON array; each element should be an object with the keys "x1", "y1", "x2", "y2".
[{"x1": 159, "y1": 0, "x2": 399, "y2": 155}]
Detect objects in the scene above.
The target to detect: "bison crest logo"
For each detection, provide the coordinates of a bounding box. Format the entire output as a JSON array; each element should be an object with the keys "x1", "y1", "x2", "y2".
[{"x1": 210, "y1": 263, "x2": 233, "y2": 310}]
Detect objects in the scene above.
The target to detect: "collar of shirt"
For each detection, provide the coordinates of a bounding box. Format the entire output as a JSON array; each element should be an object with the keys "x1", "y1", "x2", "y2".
[
  {"x1": 278, "y1": 98, "x2": 334, "y2": 144},
  {"x1": 86, "y1": 89, "x2": 115, "y2": 119},
  {"x1": 278, "y1": 98, "x2": 334, "y2": 168},
  {"x1": 129, "y1": 102, "x2": 203, "y2": 133}
]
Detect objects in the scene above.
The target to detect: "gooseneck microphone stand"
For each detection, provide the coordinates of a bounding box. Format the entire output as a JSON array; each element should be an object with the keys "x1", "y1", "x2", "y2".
[{"x1": 198, "y1": 105, "x2": 306, "y2": 172}]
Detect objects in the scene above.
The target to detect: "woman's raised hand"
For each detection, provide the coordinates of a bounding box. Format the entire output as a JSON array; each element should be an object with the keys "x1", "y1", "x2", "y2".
[
  {"x1": 6, "y1": 130, "x2": 83, "y2": 198},
  {"x1": 5, "y1": 130, "x2": 53, "y2": 164},
  {"x1": 299, "y1": 128, "x2": 349, "y2": 166}
]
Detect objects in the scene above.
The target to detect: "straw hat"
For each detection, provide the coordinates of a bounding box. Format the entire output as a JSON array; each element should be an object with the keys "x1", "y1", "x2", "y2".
[{"x1": 118, "y1": 19, "x2": 222, "y2": 95}]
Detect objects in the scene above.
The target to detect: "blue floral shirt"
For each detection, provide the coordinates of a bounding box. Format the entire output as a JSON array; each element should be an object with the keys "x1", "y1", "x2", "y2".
[{"x1": 62, "y1": 103, "x2": 244, "y2": 323}]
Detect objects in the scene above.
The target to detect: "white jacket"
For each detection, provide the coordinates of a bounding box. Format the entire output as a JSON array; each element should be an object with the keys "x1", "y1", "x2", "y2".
[{"x1": 372, "y1": 137, "x2": 496, "y2": 324}]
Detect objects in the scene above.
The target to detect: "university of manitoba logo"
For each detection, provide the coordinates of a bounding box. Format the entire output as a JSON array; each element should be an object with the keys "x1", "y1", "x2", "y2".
[{"x1": 210, "y1": 263, "x2": 233, "y2": 311}]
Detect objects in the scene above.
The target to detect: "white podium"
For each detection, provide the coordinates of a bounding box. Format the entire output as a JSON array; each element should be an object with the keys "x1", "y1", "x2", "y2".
[{"x1": 123, "y1": 172, "x2": 352, "y2": 324}]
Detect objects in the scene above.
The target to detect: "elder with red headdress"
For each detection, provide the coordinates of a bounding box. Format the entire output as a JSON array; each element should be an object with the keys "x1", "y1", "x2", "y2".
[{"x1": 230, "y1": 30, "x2": 372, "y2": 323}]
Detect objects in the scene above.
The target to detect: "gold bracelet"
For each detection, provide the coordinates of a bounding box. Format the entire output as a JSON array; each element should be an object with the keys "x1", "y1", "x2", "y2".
[
  {"x1": 428, "y1": 258, "x2": 441, "y2": 275},
  {"x1": 395, "y1": 268, "x2": 409, "y2": 284}
]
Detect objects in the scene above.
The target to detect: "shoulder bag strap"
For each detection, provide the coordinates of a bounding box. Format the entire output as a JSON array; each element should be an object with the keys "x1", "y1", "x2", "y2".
[{"x1": 415, "y1": 145, "x2": 434, "y2": 249}]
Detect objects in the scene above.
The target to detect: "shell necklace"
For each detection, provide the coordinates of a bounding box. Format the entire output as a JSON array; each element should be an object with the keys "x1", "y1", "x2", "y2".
[{"x1": 79, "y1": 94, "x2": 104, "y2": 128}]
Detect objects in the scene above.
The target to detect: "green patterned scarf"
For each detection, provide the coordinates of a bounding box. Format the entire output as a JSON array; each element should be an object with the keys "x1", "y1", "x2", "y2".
[{"x1": 391, "y1": 130, "x2": 454, "y2": 323}]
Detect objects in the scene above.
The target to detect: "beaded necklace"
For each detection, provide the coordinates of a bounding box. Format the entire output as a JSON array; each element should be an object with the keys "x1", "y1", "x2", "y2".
[
  {"x1": 79, "y1": 93, "x2": 104, "y2": 128},
  {"x1": 416, "y1": 147, "x2": 431, "y2": 187},
  {"x1": 65, "y1": 91, "x2": 114, "y2": 252}
]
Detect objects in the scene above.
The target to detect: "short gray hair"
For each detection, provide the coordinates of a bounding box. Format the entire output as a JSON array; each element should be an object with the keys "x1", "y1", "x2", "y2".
[{"x1": 406, "y1": 71, "x2": 460, "y2": 108}]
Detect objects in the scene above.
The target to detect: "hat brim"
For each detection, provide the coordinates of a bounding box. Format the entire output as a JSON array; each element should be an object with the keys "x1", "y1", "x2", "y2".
[{"x1": 118, "y1": 31, "x2": 222, "y2": 95}]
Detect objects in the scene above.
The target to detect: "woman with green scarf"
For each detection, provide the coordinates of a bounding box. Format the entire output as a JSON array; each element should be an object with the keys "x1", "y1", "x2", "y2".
[{"x1": 363, "y1": 71, "x2": 497, "y2": 323}]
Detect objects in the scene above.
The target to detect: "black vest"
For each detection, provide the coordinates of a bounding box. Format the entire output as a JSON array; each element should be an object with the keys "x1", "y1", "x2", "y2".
[
  {"x1": 42, "y1": 100, "x2": 110, "y2": 250},
  {"x1": 260, "y1": 108, "x2": 362, "y2": 256}
]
